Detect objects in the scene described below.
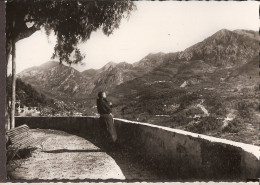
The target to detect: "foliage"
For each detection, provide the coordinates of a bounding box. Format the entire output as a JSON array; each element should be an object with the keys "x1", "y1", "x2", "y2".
[
  {"x1": 171, "y1": 113, "x2": 192, "y2": 127},
  {"x1": 185, "y1": 107, "x2": 204, "y2": 117},
  {"x1": 185, "y1": 116, "x2": 222, "y2": 134},
  {"x1": 236, "y1": 100, "x2": 256, "y2": 119},
  {"x1": 6, "y1": 76, "x2": 77, "y2": 116},
  {"x1": 6, "y1": 0, "x2": 136, "y2": 64},
  {"x1": 176, "y1": 92, "x2": 200, "y2": 111},
  {"x1": 7, "y1": 76, "x2": 52, "y2": 107},
  {"x1": 222, "y1": 117, "x2": 245, "y2": 133},
  {"x1": 204, "y1": 94, "x2": 227, "y2": 116}
]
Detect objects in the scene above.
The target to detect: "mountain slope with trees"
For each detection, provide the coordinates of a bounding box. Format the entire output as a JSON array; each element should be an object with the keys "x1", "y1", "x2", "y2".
[
  {"x1": 109, "y1": 29, "x2": 259, "y2": 145},
  {"x1": 6, "y1": 76, "x2": 51, "y2": 108},
  {"x1": 6, "y1": 77, "x2": 75, "y2": 116},
  {"x1": 18, "y1": 52, "x2": 168, "y2": 103},
  {"x1": 18, "y1": 29, "x2": 259, "y2": 145}
]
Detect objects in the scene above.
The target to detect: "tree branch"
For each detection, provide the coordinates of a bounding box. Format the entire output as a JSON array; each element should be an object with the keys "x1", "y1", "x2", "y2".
[
  {"x1": 16, "y1": 25, "x2": 40, "y2": 42},
  {"x1": 24, "y1": 19, "x2": 36, "y2": 23}
]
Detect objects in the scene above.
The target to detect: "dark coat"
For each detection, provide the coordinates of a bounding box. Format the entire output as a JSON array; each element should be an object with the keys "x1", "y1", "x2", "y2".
[{"x1": 96, "y1": 98, "x2": 112, "y2": 115}]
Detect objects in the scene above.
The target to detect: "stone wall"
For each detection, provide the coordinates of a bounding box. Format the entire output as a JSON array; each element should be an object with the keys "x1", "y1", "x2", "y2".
[{"x1": 15, "y1": 116, "x2": 260, "y2": 180}]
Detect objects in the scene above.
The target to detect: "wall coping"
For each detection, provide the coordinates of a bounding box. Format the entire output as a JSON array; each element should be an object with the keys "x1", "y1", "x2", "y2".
[
  {"x1": 15, "y1": 116, "x2": 260, "y2": 159},
  {"x1": 114, "y1": 118, "x2": 260, "y2": 159}
]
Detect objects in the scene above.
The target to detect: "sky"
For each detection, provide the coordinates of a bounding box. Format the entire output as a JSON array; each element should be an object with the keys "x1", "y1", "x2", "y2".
[{"x1": 12, "y1": 1, "x2": 259, "y2": 73}]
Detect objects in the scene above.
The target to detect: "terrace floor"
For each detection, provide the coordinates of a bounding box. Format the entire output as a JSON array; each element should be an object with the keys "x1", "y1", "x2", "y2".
[{"x1": 8, "y1": 129, "x2": 166, "y2": 180}]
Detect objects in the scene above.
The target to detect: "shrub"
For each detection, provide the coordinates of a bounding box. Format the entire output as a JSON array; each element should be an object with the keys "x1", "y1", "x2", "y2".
[
  {"x1": 185, "y1": 116, "x2": 222, "y2": 134},
  {"x1": 236, "y1": 101, "x2": 256, "y2": 119},
  {"x1": 171, "y1": 113, "x2": 192, "y2": 127},
  {"x1": 185, "y1": 107, "x2": 204, "y2": 117},
  {"x1": 222, "y1": 118, "x2": 245, "y2": 133}
]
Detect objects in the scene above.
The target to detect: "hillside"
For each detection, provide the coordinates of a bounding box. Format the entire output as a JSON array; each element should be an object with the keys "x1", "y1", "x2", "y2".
[
  {"x1": 18, "y1": 52, "x2": 169, "y2": 102},
  {"x1": 108, "y1": 29, "x2": 259, "y2": 145},
  {"x1": 18, "y1": 61, "x2": 92, "y2": 102},
  {"x1": 18, "y1": 29, "x2": 260, "y2": 145},
  {"x1": 177, "y1": 29, "x2": 259, "y2": 66},
  {"x1": 7, "y1": 77, "x2": 78, "y2": 116},
  {"x1": 6, "y1": 76, "x2": 52, "y2": 108}
]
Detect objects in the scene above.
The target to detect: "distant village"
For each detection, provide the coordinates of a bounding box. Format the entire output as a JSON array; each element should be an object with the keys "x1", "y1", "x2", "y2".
[{"x1": 14, "y1": 100, "x2": 83, "y2": 117}]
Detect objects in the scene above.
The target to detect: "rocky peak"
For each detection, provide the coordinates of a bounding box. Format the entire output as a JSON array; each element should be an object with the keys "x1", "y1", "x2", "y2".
[
  {"x1": 99, "y1": 61, "x2": 117, "y2": 72},
  {"x1": 178, "y1": 29, "x2": 259, "y2": 66},
  {"x1": 116, "y1": 62, "x2": 133, "y2": 69}
]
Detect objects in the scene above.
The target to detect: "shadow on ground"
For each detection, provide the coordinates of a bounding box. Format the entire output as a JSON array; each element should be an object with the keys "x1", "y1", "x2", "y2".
[{"x1": 73, "y1": 131, "x2": 170, "y2": 180}]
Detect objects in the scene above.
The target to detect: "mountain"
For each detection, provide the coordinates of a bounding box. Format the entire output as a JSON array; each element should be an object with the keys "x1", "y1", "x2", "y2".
[
  {"x1": 6, "y1": 76, "x2": 53, "y2": 108},
  {"x1": 84, "y1": 62, "x2": 132, "y2": 96},
  {"x1": 18, "y1": 28, "x2": 259, "y2": 100},
  {"x1": 81, "y1": 53, "x2": 173, "y2": 96},
  {"x1": 6, "y1": 77, "x2": 68, "y2": 117},
  {"x1": 18, "y1": 29, "x2": 259, "y2": 144},
  {"x1": 177, "y1": 29, "x2": 258, "y2": 67},
  {"x1": 18, "y1": 61, "x2": 93, "y2": 102},
  {"x1": 107, "y1": 29, "x2": 259, "y2": 145},
  {"x1": 18, "y1": 28, "x2": 259, "y2": 102},
  {"x1": 133, "y1": 52, "x2": 173, "y2": 72},
  {"x1": 81, "y1": 69, "x2": 99, "y2": 80},
  {"x1": 18, "y1": 52, "x2": 168, "y2": 102}
]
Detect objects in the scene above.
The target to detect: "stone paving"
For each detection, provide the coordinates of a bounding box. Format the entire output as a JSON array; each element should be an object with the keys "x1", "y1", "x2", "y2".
[{"x1": 8, "y1": 129, "x2": 164, "y2": 180}]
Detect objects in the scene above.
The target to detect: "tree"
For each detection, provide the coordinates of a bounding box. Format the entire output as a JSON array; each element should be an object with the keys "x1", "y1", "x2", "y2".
[{"x1": 6, "y1": 0, "x2": 136, "y2": 129}]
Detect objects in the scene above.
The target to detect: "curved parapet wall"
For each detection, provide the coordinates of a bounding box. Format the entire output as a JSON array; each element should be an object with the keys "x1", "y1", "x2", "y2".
[{"x1": 15, "y1": 116, "x2": 260, "y2": 180}]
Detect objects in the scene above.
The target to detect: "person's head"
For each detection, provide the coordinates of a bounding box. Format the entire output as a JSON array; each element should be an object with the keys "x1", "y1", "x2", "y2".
[{"x1": 98, "y1": 91, "x2": 106, "y2": 99}]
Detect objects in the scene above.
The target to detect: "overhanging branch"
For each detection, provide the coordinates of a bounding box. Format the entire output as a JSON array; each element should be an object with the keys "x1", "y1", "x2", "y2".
[{"x1": 16, "y1": 25, "x2": 40, "y2": 42}]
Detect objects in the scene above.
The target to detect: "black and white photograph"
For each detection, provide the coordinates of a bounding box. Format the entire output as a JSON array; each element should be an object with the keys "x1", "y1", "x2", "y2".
[{"x1": 3, "y1": 0, "x2": 260, "y2": 182}]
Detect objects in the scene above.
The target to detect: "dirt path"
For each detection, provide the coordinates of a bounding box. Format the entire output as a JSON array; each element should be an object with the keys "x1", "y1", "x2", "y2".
[{"x1": 8, "y1": 129, "x2": 163, "y2": 180}]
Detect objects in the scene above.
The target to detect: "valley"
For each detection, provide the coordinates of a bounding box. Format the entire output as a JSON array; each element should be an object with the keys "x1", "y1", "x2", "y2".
[{"x1": 17, "y1": 29, "x2": 260, "y2": 145}]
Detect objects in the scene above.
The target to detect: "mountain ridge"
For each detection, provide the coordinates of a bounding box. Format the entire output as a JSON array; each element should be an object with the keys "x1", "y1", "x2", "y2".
[
  {"x1": 17, "y1": 28, "x2": 260, "y2": 144},
  {"x1": 18, "y1": 28, "x2": 259, "y2": 103}
]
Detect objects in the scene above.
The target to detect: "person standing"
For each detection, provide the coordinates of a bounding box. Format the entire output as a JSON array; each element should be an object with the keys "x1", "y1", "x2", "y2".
[{"x1": 96, "y1": 91, "x2": 117, "y2": 142}]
